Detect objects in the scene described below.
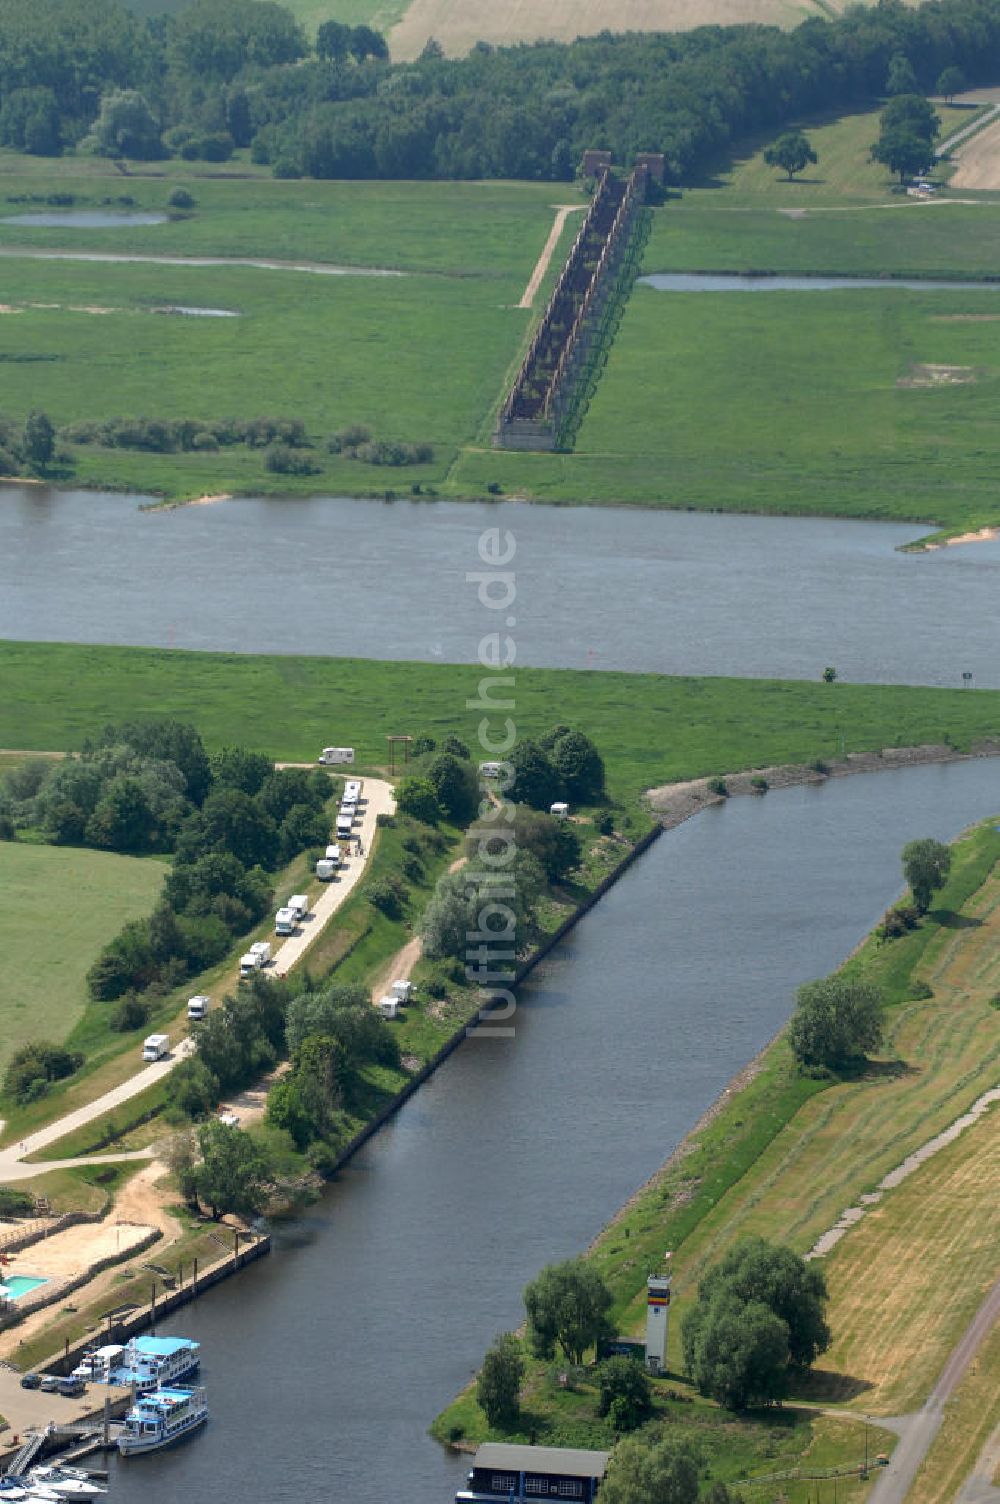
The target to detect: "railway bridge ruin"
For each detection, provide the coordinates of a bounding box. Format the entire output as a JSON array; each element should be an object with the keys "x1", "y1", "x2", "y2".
[{"x1": 494, "y1": 162, "x2": 653, "y2": 452}]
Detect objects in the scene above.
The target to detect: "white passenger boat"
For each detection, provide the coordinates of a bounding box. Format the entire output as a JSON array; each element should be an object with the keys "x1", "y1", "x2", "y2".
[
  {"x1": 108, "y1": 1335, "x2": 200, "y2": 1393},
  {"x1": 117, "y1": 1385, "x2": 208, "y2": 1456},
  {"x1": 26, "y1": 1469, "x2": 105, "y2": 1500}
]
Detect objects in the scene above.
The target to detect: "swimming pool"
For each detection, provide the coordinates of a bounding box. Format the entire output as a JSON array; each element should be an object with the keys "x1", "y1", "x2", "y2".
[{"x1": 0, "y1": 1275, "x2": 48, "y2": 1300}]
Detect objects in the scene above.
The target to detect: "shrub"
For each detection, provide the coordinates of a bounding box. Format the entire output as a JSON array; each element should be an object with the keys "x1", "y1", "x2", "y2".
[
  {"x1": 0, "y1": 1186, "x2": 34, "y2": 1217},
  {"x1": 168, "y1": 188, "x2": 196, "y2": 210},
  {"x1": 750, "y1": 776, "x2": 769, "y2": 792},
  {"x1": 3, "y1": 1041, "x2": 84, "y2": 1104},
  {"x1": 395, "y1": 776, "x2": 440, "y2": 825},
  {"x1": 265, "y1": 443, "x2": 320, "y2": 475},
  {"x1": 596, "y1": 1356, "x2": 652, "y2": 1431},
  {"x1": 707, "y1": 776, "x2": 728, "y2": 797},
  {"x1": 328, "y1": 423, "x2": 372, "y2": 453},
  {"x1": 367, "y1": 874, "x2": 406, "y2": 919},
  {"x1": 910, "y1": 980, "x2": 934, "y2": 1000},
  {"x1": 110, "y1": 993, "x2": 151, "y2": 1032},
  {"x1": 595, "y1": 811, "x2": 614, "y2": 836}
]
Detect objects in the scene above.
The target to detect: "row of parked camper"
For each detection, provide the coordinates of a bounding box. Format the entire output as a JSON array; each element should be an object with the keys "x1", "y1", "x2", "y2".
[{"x1": 319, "y1": 778, "x2": 363, "y2": 877}]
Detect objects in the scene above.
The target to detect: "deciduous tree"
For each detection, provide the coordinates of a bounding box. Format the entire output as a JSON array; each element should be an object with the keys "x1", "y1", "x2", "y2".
[
  {"x1": 902, "y1": 837, "x2": 951, "y2": 913},
  {"x1": 524, "y1": 1258, "x2": 613, "y2": 1365},
  {"x1": 789, "y1": 975, "x2": 884, "y2": 1070},
  {"x1": 476, "y1": 1333, "x2": 524, "y2": 1427},
  {"x1": 763, "y1": 129, "x2": 817, "y2": 179}
]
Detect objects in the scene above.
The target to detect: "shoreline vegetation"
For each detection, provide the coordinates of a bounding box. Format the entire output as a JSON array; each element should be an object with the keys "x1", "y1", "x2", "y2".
[{"x1": 430, "y1": 814, "x2": 1000, "y2": 1498}]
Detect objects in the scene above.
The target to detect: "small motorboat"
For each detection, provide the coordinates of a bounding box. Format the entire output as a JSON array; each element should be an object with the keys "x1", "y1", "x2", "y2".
[{"x1": 26, "y1": 1469, "x2": 106, "y2": 1499}]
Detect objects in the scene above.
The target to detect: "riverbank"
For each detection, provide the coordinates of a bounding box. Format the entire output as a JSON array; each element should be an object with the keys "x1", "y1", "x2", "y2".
[
  {"x1": 646, "y1": 738, "x2": 1000, "y2": 830},
  {"x1": 432, "y1": 814, "x2": 1000, "y2": 1498}
]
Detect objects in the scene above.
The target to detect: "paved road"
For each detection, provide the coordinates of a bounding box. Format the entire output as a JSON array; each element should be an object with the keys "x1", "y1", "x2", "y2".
[
  {"x1": 0, "y1": 778, "x2": 395, "y2": 1180},
  {"x1": 867, "y1": 1274, "x2": 1000, "y2": 1504}
]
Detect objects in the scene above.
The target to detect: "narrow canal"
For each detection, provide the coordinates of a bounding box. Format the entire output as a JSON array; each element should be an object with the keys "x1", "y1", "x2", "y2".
[{"x1": 108, "y1": 757, "x2": 1000, "y2": 1504}]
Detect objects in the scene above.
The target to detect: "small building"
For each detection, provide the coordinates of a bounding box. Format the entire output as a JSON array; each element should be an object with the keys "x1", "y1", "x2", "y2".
[
  {"x1": 580, "y1": 149, "x2": 612, "y2": 178},
  {"x1": 634, "y1": 151, "x2": 666, "y2": 183},
  {"x1": 457, "y1": 1443, "x2": 609, "y2": 1504}
]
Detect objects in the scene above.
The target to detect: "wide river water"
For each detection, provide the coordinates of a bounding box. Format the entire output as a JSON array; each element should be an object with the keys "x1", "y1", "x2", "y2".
[
  {"x1": 103, "y1": 758, "x2": 1000, "y2": 1504},
  {"x1": 4, "y1": 485, "x2": 1000, "y2": 685}
]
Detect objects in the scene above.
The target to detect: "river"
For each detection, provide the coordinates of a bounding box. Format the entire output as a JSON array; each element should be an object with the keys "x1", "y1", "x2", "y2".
[
  {"x1": 105, "y1": 757, "x2": 1000, "y2": 1504},
  {"x1": 4, "y1": 485, "x2": 1000, "y2": 685}
]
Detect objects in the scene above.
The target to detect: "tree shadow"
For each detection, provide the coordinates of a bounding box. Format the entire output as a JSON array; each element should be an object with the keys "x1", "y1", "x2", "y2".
[
  {"x1": 794, "y1": 1368, "x2": 874, "y2": 1404},
  {"x1": 929, "y1": 908, "x2": 982, "y2": 928},
  {"x1": 837, "y1": 1056, "x2": 917, "y2": 1083}
]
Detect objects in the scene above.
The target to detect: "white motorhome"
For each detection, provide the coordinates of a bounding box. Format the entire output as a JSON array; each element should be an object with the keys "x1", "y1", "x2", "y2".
[
  {"x1": 275, "y1": 906, "x2": 297, "y2": 936},
  {"x1": 288, "y1": 894, "x2": 309, "y2": 920},
  {"x1": 142, "y1": 1034, "x2": 169, "y2": 1063},
  {"x1": 392, "y1": 980, "x2": 413, "y2": 1003},
  {"x1": 240, "y1": 941, "x2": 271, "y2": 977},
  {"x1": 336, "y1": 813, "x2": 354, "y2": 840},
  {"x1": 187, "y1": 995, "x2": 210, "y2": 1022},
  {"x1": 550, "y1": 802, "x2": 569, "y2": 817},
  {"x1": 479, "y1": 761, "x2": 502, "y2": 779},
  {"x1": 343, "y1": 780, "x2": 362, "y2": 802},
  {"x1": 316, "y1": 858, "x2": 337, "y2": 881},
  {"x1": 377, "y1": 996, "x2": 400, "y2": 1019},
  {"x1": 325, "y1": 844, "x2": 342, "y2": 865},
  {"x1": 318, "y1": 746, "x2": 355, "y2": 765}
]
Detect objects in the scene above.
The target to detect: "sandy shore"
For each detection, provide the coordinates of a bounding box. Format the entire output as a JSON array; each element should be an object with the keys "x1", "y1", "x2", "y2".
[{"x1": 922, "y1": 525, "x2": 1000, "y2": 551}]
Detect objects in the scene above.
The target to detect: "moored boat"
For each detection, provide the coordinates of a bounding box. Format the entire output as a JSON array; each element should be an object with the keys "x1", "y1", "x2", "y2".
[
  {"x1": 117, "y1": 1385, "x2": 208, "y2": 1456},
  {"x1": 26, "y1": 1468, "x2": 106, "y2": 1500},
  {"x1": 108, "y1": 1335, "x2": 200, "y2": 1393}
]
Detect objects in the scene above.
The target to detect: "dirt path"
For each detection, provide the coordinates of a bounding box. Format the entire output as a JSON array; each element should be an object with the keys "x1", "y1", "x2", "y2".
[
  {"x1": 518, "y1": 205, "x2": 584, "y2": 309},
  {"x1": 370, "y1": 936, "x2": 423, "y2": 1004},
  {"x1": 957, "y1": 1420, "x2": 1000, "y2": 1502},
  {"x1": 866, "y1": 1277, "x2": 1000, "y2": 1504},
  {"x1": 950, "y1": 113, "x2": 1000, "y2": 188}
]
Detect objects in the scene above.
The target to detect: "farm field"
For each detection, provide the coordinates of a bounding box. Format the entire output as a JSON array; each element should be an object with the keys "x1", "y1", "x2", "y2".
[
  {"x1": 0, "y1": 842, "x2": 164, "y2": 1075},
  {"x1": 387, "y1": 0, "x2": 817, "y2": 60},
  {"x1": 4, "y1": 640, "x2": 1000, "y2": 800}
]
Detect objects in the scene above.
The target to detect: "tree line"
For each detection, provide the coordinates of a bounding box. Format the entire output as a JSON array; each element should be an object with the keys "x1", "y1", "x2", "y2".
[{"x1": 1, "y1": 0, "x2": 999, "y2": 181}]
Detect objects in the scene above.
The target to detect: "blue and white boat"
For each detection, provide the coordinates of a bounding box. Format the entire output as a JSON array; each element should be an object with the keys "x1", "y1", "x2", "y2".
[
  {"x1": 109, "y1": 1335, "x2": 200, "y2": 1393},
  {"x1": 117, "y1": 1385, "x2": 208, "y2": 1456}
]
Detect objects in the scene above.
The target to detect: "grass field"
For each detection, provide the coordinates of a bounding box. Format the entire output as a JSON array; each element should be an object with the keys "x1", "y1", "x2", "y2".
[
  {"x1": 4, "y1": 109, "x2": 1000, "y2": 517},
  {"x1": 0, "y1": 842, "x2": 164, "y2": 1076},
  {"x1": 4, "y1": 641, "x2": 1000, "y2": 799},
  {"x1": 455, "y1": 280, "x2": 1000, "y2": 525}
]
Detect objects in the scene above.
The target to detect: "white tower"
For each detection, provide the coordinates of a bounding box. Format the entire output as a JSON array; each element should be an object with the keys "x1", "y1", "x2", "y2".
[{"x1": 645, "y1": 1254, "x2": 672, "y2": 1375}]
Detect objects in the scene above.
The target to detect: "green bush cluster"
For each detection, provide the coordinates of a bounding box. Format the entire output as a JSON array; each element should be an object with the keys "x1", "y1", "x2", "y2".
[
  {"x1": 62, "y1": 415, "x2": 310, "y2": 454},
  {"x1": 3, "y1": 1041, "x2": 84, "y2": 1105}
]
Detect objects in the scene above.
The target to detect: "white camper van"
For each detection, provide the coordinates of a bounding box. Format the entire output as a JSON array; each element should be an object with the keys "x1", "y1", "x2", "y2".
[
  {"x1": 336, "y1": 812, "x2": 354, "y2": 841},
  {"x1": 377, "y1": 996, "x2": 400, "y2": 1020},
  {"x1": 392, "y1": 980, "x2": 413, "y2": 1003},
  {"x1": 288, "y1": 894, "x2": 309, "y2": 921},
  {"x1": 275, "y1": 906, "x2": 297, "y2": 936},
  {"x1": 142, "y1": 1034, "x2": 169, "y2": 1063},
  {"x1": 316, "y1": 858, "x2": 337, "y2": 881},
  {"x1": 187, "y1": 995, "x2": 210, "y2": 1022},
  {"x1": 240, "y1": 941, "x2": 271, "y2": 977},
  {"x1": 318, "y1": 747, "x2": 355, "y2": 765}
]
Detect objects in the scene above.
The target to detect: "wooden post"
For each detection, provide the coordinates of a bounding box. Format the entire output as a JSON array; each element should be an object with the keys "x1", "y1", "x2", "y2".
[
  {"x1": 192, "y1": 1257, "x2": 198, "y2": 1295},
  {"x1": 150, "y1": 1281, "x2": 156, "y2": 1335}
]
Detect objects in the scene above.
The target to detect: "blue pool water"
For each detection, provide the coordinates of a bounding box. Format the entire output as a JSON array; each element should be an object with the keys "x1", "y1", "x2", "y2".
[{"x1": 2, "y1": 1275, "x2": 47, "y2": 1300}]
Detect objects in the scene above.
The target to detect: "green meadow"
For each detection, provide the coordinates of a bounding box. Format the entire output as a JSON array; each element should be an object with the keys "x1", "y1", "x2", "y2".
[
  {"x1": 2, "y1": 105, "x2": 1000, "y2": 524},
  {"x1": 4, "y1": 641, "x2": 1000, "y2": 801},
  {"x1": 454, "y1": 280, "x2": 1000, "y2": 524},
  {"x1": 0, "y1": 841, "x2": 164, "y2": 1075}
]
